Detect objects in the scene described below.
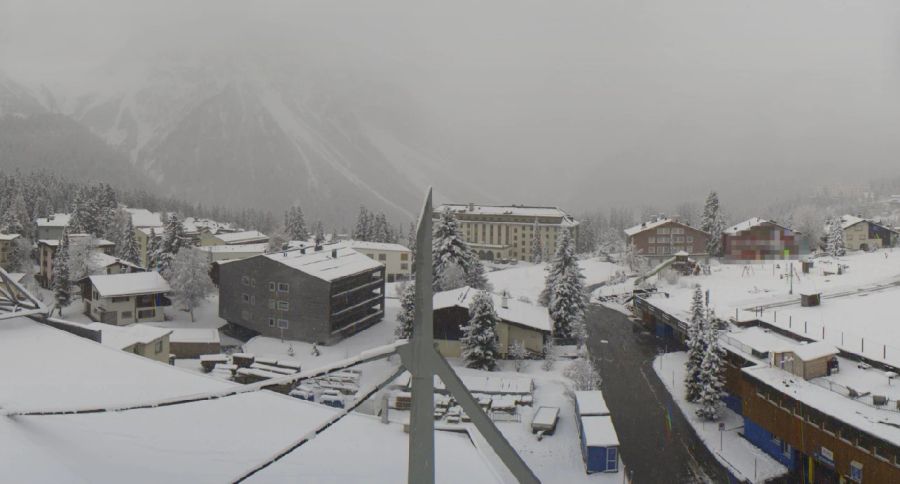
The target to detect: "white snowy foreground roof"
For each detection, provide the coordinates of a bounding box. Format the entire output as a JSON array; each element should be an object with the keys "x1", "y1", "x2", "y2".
[
  {"x1": 581, "y1": 416, "x2": 620, "y2": 447},
  {"x1": 433, "y1": 287, "x2": 552, "y2": 333},
  {"x1": 36, "y1": 213, "x2": 71, "y2": 227},
  {"x1": 125, "y1": 208, "x2": 163, "y2": 228},
  {"x1": 0, "y1": 318, "x2": 503, "y2": 483},
  {"x1": 215, "y1": 230, "x2": 269, "y2": 244},
  {"x1": 89, "y1": 271, "x2": 170, "y2": 297},
  {"x1": 574, "y1": 391, "x2": 610, "y2": 416},
  {"x1": 264, "y1": 247, "x2": 383, "y2": 282}
]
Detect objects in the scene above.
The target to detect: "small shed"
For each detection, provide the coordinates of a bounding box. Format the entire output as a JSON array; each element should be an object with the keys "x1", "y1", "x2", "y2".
[
  {"x1": 531, "y1": 406, "x2": 560, "y2": 435},
  {"x1": 168, "y1": 328, "x2": 221, "y2": 358},
  {"x1": 580, "y1": 416, "x2": 620, "y2": 473},
  {"x1": 800, "y1": 290, "x2": 821, "y2": 307},
  {"x1": 771, "y1": 341, "x2": 839, "y2": 380},
  {"x1": 574, "y1": 390, "x2": 610, "y2": 417}
]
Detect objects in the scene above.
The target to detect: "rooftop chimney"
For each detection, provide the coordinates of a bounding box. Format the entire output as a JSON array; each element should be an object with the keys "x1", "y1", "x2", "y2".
[
  {"x1": 331, "y1": 248, "x2": 338, "y2": 258},
  {"x1": 501, "y1": 291, "x2": 509, "y2": 309},
  {"x1": 300, "y1": 247, "x2": 306, "y2": 255},
  {"x1": 468, "y1": 202, "x2": 475, "y2": 211}
]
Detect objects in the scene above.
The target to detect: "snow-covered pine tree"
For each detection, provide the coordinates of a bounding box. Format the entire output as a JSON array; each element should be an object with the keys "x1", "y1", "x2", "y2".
[
  {"x1": 539, "y1": 227, "x2": 578, "y2": 306},
  {"x1": 313, "y1": 221, "x2": 325, "y2": 245},
  {"x1": 530, "y1": 219, "x2": 543, "y2": 263},
  {"x1": 826, "y1": 216, "x2": 846, "y2": 257},
  {"x1": 165, "y1": 248, "x2": 215, "y2": 322},
  {"x1": 509, "y1": 340, "x2": 527, "y2": 372},
  {"x1": 564, "y1": 356, "x2": 600, "y2": 391},
  {"x1": 372, "y1": 213, "x2": 390, "y2": 243},
  {"x1": 461, "y1": 290, "x2": 500, "y2": 371},
  {"x1": 406, "y1": 221, "x2": 417, "y2": 271},
  {"x1": 3, "y1": 236, "x2": 29, "y2": 272},
  {"x1": 156, "y1": 213, "x2": 186, "y2": 272},
  {"x1": 119, "y1": 216, "x2": 140, "y2": 265},
  {"x1": 394, "y1": 282, "x2": 416, "y2": 339},
  {"x1": 1, "y1": 189, "x2": 30, "y2": 237},
  {"x1": 684, "y1": 284, "x2": 706, "y2": 403},
  {"x1": 284, "y1": 206, "x2": 309, "y2": 241},
  {"x1": 700, "y1": 191, "x2": 725, "y2": 257},
  {"x1": 541, "y1": 229, "x2": 588, "y2": 341},
  {"x1": 353, "y1": 206, "x2": 371, "y2": 241},
  {"x1": 432, "y1": 208, "x2": 486, "y2": 291},
  {"x1": 695, "y1": 317, "x2": 725, "y2": 421},
  {"x1": 146, "y1": 228, "x2": 160, "y2": 270},
  {"x1": 67, "y1": 235, "x2": 94, "y2": 282},
  {"x1": 51, "y1": 230, "x2": 72, "y2": 316}
]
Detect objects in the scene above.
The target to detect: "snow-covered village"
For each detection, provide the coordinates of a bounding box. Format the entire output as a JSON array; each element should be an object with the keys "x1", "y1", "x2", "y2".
[{"x1": 5, "y1": 1, "x2": 900, "y2": 483}]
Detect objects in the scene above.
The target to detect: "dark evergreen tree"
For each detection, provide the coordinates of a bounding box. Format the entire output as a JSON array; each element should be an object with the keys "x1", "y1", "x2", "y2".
[
  {"x1": 432, "y1": 208, "x2": 488, "y2": 291},
  {"x1": 696, "y1": 316, "x2": 725, "y2": 421},
  {"x1": 284, "y1": 205, "x2": 309, "y2": 241},
  {"x1": 461, "y1": 290, "x2": 500, "y2": 371},
  {"x1": 155, "y1": 213, "x2": 186, "y2": 272},
  {"x1": 700, "y1": 191, "x2": 725, "y2": 257},
  {"x1": 313, "y1": 221, "x2": 326, "y2": 245},
  {"x1": 353, "y1": 206, "x2": 371, "y2": 241},
  {"x1": 530, "y1": 219, "x2": 543, "y2": 264},
  {"x1": 394, "y1": 282, "x2": 416, "y2": 340},
  {"x1": 51, "y1": 229, "x2": 72, "y2": 316},
  {"x1": 119, "y1": 216, "x2": 140, "y2": 265},
  {"x1": 684, "y1": 285, "x2": 706, "y2": 403}
]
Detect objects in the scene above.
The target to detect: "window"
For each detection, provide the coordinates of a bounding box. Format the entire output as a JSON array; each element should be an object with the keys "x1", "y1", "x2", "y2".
[
  {"x1": 154, "y1": 340, "x2": 163, "y2": 353},
  {"x1": 250, "y1": 278, "x2": 256, "y2": 288},
  {"x1": 401, "y1": 253, "x2": 409, "y2": 261},
  {"x1": 268, "y1": 299, "x2": 276, "y2": 309},
  {"x1": 277, "y1": 282, "x2": 290, "y2": 293},
  {"x1": 121, "y1": 311, "x2": 133, "y2": 319},
  {"x1": 606, "y1": 447, "x2": 618, "y2": 471},
  {"x1": 648, "y1": 237, "x2": 656, "y2": 244},
  {"x1": 850, "y1": 461, "x2": 863, "y2": 482},
  {"x1": 687, "y1": 236, "x2": 693, "y2": 243},
  {"x1": 268, "y1": 282, "x2": 276, "y2": 291},
  {"x1": 138, "y1": 309, "x2": 155, "y2": 319},
  {"x1": 401, "y1": 263, "x2": 409, "y2": 270},
  {"x1": 111, "y1": 296, "x2": 130, "y2": 303},
  {"x1": 241, "y1": 276, "x2": 250, "y2": 286},
  {"x1": 277, "y1": 319, "x2": 289, "y2": 329},
  {"x1": 277, "y1": 300, "x2": 289, "y2": 311},
  {"x1": 648, "y1": 246, "x2": 656, "y2": 254},
  {"x1": 250, "y1": 295, "x2": 256, "y2": 306},
  {"x1": 242, "y1": 293, "x2": 250, "y2": 303},
  {"x1": 657, "y1": 227, "x2": 670, "y2": 235},
  {"x1": 378, "y1": 254, "x2": 386, "y2": 261},
  {"x1": 268, "y1": 318, "x2": 276, "y2": 327}
]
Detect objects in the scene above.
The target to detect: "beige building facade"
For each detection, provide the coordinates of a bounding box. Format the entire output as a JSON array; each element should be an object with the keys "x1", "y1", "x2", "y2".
[
  {"x1": 340, "y1": 241, "x2": 412, "y2": 282},
  {"x1": 434, "y1": 204, "x2": 579, "y2": 261}
]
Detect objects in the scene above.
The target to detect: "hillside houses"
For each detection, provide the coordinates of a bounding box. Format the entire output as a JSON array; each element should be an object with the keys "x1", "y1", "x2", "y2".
[
  {"x1": 35, "y1": 213, "x2": 71, "y2": 240},
  {"x1": 339, "y1": 240, "x2": 412, "y2": 282},
  {"x1": 80, "y1": 272, "x2": 172, "y2": 325},
  {"x1": 219, "y1": 246, "x2": 385, "y2": 344},
  {"x1": 37, "y1": 235, "x2": 115, "y2": 287}
]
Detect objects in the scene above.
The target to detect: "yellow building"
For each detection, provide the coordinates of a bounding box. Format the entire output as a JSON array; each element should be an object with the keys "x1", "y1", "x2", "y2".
[
  {"x1": 434, "y1": 204, "x2": 579, "y2": 261},
  {"x1": 838, "y1": 215, "x2": 898, "y2": 251},
  {"x1": 0, "y1": 233, "x2": 21, "y2": 268}
]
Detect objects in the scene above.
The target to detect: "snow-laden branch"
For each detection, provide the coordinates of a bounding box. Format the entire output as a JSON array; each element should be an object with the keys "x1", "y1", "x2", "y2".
[
  {"x1": 231, "y1": 366, "x2": 407, "y2": 483},
  {"x1": 6, "y1": 341, "x2": 406, "y2": 417}
]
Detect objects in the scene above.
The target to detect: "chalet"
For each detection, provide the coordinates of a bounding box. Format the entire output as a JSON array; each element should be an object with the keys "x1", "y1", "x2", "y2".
[
  {"x1": 432, "y1": 286, "x2": 551, "y2": 358},
  {"x1": 38, "y1": 235, "x2": 115, "y2": 287},
  {"x1": 218, "y1": 246, "x2": 385, "y2": 344},
  {"x1": 35, "y1": 213, "x2": 71, "y2": 240},
  {"x1": 200, "y1": 230, "x2": 269, "y2": 247},
  {"x1": 339, "y1": 240, "x2": 412, "y2": 282},
  {"x1": 87, "y1": 322, "x2": 172, "y2": 363},
  {"x1": 836, "y1": 215, "x2": 898, "y2": 251},
  {"x1": 80, "y1": 272, "x2": 172, "y2": 325},
  {"x1": 624, "y1": 218, "x2": 710, "y2": 261},
  {"x1": 0, "y1": 233, "x2": 20, "y2": 268},
  {"x1": 723, "y1": 218, "x2": 801, "y2": 261},
  {"x1": 86, "y1": 252, "x2": 144, "y2": 275}
]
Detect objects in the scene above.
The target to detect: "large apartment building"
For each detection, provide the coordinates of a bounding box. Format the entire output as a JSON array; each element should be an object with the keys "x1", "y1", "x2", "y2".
[
  {"x1": 624, "y1": 218, "x2": 710, "y2": 261},
  {"x1": 218, "y1": 246, "x2": 385, "y2": 344},
  {"x1": 433, "y1": 204, "x2": 579, "y2": 261}
]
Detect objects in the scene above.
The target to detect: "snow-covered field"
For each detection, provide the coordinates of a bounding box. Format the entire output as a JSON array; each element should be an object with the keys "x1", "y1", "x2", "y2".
[
  {"x1": 653, "y1": 352, "x2": 787, "y2": 483},
  {"x1": 488, "y1": 258, "x2": 620, "y2": 302}
]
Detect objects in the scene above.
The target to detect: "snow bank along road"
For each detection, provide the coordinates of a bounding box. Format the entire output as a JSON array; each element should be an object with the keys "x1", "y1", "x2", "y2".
[{"x1": 585, "y1": 304, "x2": 729, "y2": 484}]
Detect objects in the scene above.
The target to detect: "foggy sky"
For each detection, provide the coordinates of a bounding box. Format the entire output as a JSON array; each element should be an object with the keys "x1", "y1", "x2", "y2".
[{"x1": 3, "y1": 0, "x2": 900, "y2": 217}]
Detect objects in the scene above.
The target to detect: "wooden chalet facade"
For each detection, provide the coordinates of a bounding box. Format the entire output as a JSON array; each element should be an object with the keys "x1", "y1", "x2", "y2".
[
  {"x1": 723, "y1": 218, "x2": 802, "y2": 261},
  {"x1": 624, "y1": 218, "x2": 710, "y2": 262}
]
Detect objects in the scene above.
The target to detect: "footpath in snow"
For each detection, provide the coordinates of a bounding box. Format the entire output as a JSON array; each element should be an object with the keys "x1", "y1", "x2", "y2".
[{"x1": 652, "y1": 352, "x2": 787, "y2": 483}]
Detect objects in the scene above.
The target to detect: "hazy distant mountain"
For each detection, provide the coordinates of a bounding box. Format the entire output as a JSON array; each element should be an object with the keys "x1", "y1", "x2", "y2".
[{"x1": 33, "y1": 51, "x2": 485, "y2": 225}]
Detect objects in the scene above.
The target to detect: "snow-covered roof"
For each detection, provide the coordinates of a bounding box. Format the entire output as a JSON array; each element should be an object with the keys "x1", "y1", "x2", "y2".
[
  {"x1": 125, "y1": 208, "x2": 163, "y2": 228},
  {"x1": 214, "y1": 230, "x2": 269, "y2": 244},
  {"x1": 39, "y1": 234, "x2": 115, "y2": 247},
  {"x1": 36, "y1": 213, "x2": 70, "y2": 228},
  {"x1": 787, "y1": 341, "x2": 839, "y2": 362},
  {"x1": 433, "y1": 287, "x2": 552, "y2": 333},
  {"x1": 837, "y1": 214, "x2": 899, "y2": 233},
  {"x1": 263, "y1": 247, "x2": 383, "y2": 282},
  {"x1": 87, "y1": 252, "x2": 143, "y2": 272},
  {"x1": 724, "y1": 217, "x2": 793, "y2": 235},
  {"x1": 437, "y1": 204, "x2": 572, "y2": 219},
  {"x1": 624, "y1": 218, "x2": 673, "y2": 237},
  {"x1": 339, "y1": 240, "x2": 411, "y2": 253},
  {"x1": 168, "y1": 328, "x2": 221, "y2": 344},
  {"x1": 0, "y1": 317, "x2": 501, "y2": 483},
  {"x1": 574, "y1": 390, "x2": 610, "y2": 416},
  {"x1": 88, "y1": 271, "x2": 170, "y2": 297},
  {"x1": 0, "y1": 233, "x2": 20, "y2": 241},
  {"x1": 203, "y1": 242, "x2": 269, "y2": 253},
  {"x1": 86, "y1": 322, "x2": 172, "y2": 350},
  {"x1": 581, "y1": 416, "x2": 620, "y2": 447}
]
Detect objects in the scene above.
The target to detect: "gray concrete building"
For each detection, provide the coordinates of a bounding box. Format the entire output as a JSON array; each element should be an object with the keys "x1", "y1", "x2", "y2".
[{"x1": 218, "y1": 246, "x2": 385, "y2": 344}]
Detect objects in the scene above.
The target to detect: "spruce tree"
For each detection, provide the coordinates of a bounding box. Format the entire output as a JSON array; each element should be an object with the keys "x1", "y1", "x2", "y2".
[
  {"x1": 51, "y1": 230, "x2": 72, "y2": 316},
  {"x1": 432, "y1": 208, "x2": 488, "y2": 291},
  {"x1": 406, "y1": 222, "x2": 417, "y2": 271},
  {"x1": 147, "y1": 228, "x2": 161, "y2": 270},
  {"x1": 353, "y1": 206, "x2": 371, "y2": 241},
  {"x1": 684, "y1": 285, "x2": 706, "y2": 403},
  {"x1": 155, "y1": 214, "x2": 186, "y2": 272},
  {"x1": 700, "y1": 191, "x2": 725, "y2": 257},
  {"x1": 461, "y1": 290, "x2": 500, "y2": 371},
  {"x1": 539, "y1": 228, "x2": 578, "y2": 306},
  {"x1": 542, "y1": 229, "x2": 587, "y2": 341},
  {"x1": 696, "y1": 318, "x2": 725, "y2": 421},
  {"x1": 372, "y1": 213, "x2": 390, "y2": 243},
  {"x1": 395, "y1": 282, "x2": 416, "y2": 339},
  {"x1": 284, "y1": 206, "x2": 309, "y2": 241},
  {"x1": 119, "y1": 216, "x2": 140, "y2": 265},
  {"x1": 826, "y1": 217, "x2": 846, "y2": 257},
  {"x1": 530, "y1": 219, "x2": 543, "y2": 264},
  {"x1": 313, "y1": 221, "x2": 326, "y2": 245}
]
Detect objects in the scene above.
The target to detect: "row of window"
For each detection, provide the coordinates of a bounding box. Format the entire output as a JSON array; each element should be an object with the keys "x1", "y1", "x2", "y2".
[
  {"x1": 647, "y1": 246, "x2": 688, "y2": 254},
  {"x1": 241, "y1": 276, "x2": 290, "y2": 293},
  {"x1": 656, "y1": 227, "x2": 685, "y2": 235},
  {"x1": 649, "y1": 236, "x2": 693, "y2": 244},
  {"x1": 268, "y1": 318, "x2": 289, "y2": 329},
  {"x1": 241, "y1": 294, "x2": 291, "y2": 311}
]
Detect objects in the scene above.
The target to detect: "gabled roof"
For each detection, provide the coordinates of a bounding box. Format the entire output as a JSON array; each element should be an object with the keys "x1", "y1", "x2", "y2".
[
  {"x1": 36, "y1": 213, "x2": 70, "y2": 228},
  {"x1": 214, "y1": 230, "x2": 269, "y2": 244},
  {"x1": 125, "y1": 208, "x2": 163, "y2": 228},
  {"x1": 433, "y1": 286, "x2": 552, "y2": 333},
  {"x1": 86, "y1": 322, "x2": 172, "y2": 350},
  {"x1": 0, "y1": 233, "x2": 20, "y2": 241},
  {"x1": 87, "y1": 252, "x2": 143, "y2": 272},
  {"x1": 788, "y1": 341, "x2": 839, "y2": 362},
  {"x1": 838, "y1": 215, "x2": 899, "y2": 234},
  {"x1": 724, "y1": 217, "x2": 794, "y2": 235},
  {"x1": 88, "y1": 271, "x2": 170, "y2": 298},
  {"x1": 624, "y1": 218, "x2": 704, "y2": 237},
  {"x1": 262, "y1": 247, "x2": 383, "y2": 282},
  {"x1": 38, "y1": 234, "x2": 115, "y2": 248}
]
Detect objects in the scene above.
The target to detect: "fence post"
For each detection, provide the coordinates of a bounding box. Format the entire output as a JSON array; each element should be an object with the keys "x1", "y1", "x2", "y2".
[
  {"x1": 804, "y1": 321, "x2": 808, "y2": 334},
  {"x1": 774, "y1": 311, "x2": 777, "y2": 323},
  {"x1": 841, "y1": 332, "x2": 844, "y2": 346},
  {"x1": 862, "y1": 339, "x2": 865, "y2": 353},
  {"x1": 885, "y1": 345, "x2": 887, "y2": 360},
  {"x1": 789, "y1": 316, "x2": 792, "y2": 329},
  {"x1": 823, "y1": 327, "x2": 825, "y2": 339}
]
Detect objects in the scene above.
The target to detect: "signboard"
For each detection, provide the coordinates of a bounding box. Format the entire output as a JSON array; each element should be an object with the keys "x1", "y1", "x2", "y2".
[{"x1": 817, "y1": 446, "x2": 835, "y2": 467}]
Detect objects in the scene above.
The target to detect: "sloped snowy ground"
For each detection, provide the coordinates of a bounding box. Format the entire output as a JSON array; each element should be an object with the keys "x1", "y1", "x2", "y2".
[
  {"x1": 487, "y1": 258, "x2": 620, "y2": 303},
  {"x1": 653, "y1": 352, "x2": 787, "y2": 483}
]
